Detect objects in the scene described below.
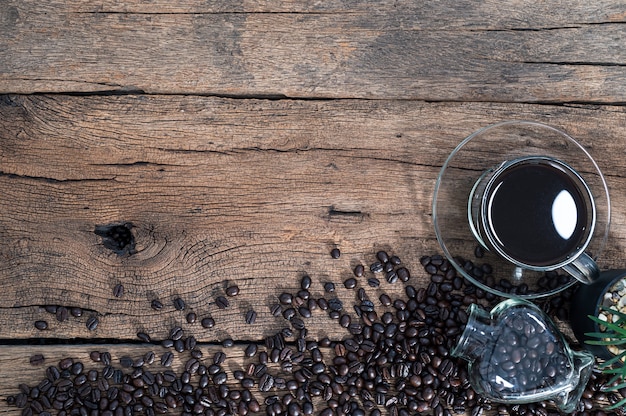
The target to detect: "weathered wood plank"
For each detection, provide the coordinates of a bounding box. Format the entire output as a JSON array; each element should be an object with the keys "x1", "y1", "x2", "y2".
[
  {"x1": 2, "y1": 1, "x2": 626, "y2": 99},
  {"x1": 1, "y1": 95, "x2": 626, "y2": 344}
]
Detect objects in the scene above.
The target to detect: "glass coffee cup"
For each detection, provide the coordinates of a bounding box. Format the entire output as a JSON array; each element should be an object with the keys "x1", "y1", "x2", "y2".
[
  {"x1": 468, "y1": 155, "x2": 598, "y2": 284},
  {"x1": 433, "y1": 120, "x2": 611, "y2": 298}
]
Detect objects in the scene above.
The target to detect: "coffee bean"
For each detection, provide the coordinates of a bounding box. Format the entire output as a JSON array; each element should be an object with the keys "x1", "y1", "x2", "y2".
[
  {"x1": 168, "y1": 326, "x2": 183, "y2": 341},
  {"x1": 324, "y1": 282, "x2": 335, "y2": 293},
  {"x1": 328, "y1": 298, "x2": 343, "y2": 311},
  {"x1": 173, "y1": 297, "x2": 185, "y2": 310},
  {"x1": 259, "y1": 374, "x2": 275, "y2": 392},
  {"x1": 201, "y1": 317, "x2": 215, "y2": 328},
  {"x1": 226, "y1": 285, "x2": 240, "y2": 297},
  {"x1": 160, "y1": 352, "x2": 174, "y2": 367},
  {"x1": 34, "y1": 321, "x2": 48, "y2": 330},
  {"x1": 29, "y1": 354, "x2": 45, "y2": 366},
  {"x1": 215, "y1": 296, "x2": 229, "y2": 309},
  {"x1": 344, "y1": 278, "x2": 357, "y2": 289},
  {"x1": 113, "y1": 283, "x2": 124, "y2": 298},
  {"x1": 245, "y1": 344, "x2": 258, "y2": 357},
  {"x1": 361, "y1": 278, "x2": 379, "y2": 290},
  {"x1": 86, "y1": 316, "x2": 99, "y2": 331},
  {"x1": 330, "y1": 248, "x2": 341, "y2": 259},
  {"x1": 370, "y1": 262, "x2": 383, "y2": 273},
  {"x1": 301, "y1": 275, "x2": 312, "y2": 290},
  {"x1": 55, "y1": 306, "x2": 69, "y2": 322},
  {"x1": 245, "y1": 309, "x2": 257, "y2": 324}
]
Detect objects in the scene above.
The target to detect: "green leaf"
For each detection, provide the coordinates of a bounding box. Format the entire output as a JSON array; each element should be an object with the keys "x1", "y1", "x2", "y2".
[
  {"x1": 600, "y1": 305, "x2": 626, "y2": 322},
  {"x1": 591, "y1": 319, "x2": 626, "y2": 337},
  {"x1": 606, "y1": 396, "x2": 626, "y2": 411},
  {"x1": 587, "y1": 339, "x2": 623, "y2": 346}
]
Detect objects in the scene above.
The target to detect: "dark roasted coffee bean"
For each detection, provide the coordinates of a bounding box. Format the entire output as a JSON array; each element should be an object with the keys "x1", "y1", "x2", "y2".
[
  {"x1": 160, "y1": 352, "x2": 174, "y2": 367},
  {"x1": 29, "y1": 354, "x2": 45, "y2": 366},
  {"x1": 44, "y1": 305, "x2": 58, "y2": 314},
  {"x1": 279, "y1": 292, "x2": 293, "y2": 305},
  {"x1": 344, "y1": 278, "x2": 357, "y2": 289},
  {"x1": 367, "y1": 277, "x2": 380, "y2": 287},
  {"x1": 379, "y1": 294, "x2": 391, "y2": 306},
  {"x1": 222, "y1": 338, "x2": 234, "y2": 347},
  {"x1": 330, "y1": 248, "x2": 341, "y2": 259},
  {"x1": 56, "y1": 306, "x2": 69, "y2": 322},
  {"x1": 283, "y1": 307, "x2": 296, "y2": 320},
  {"x1": 244, "y1": 343, "x2": 258, "y2": 357},
  {"x1": 86, "y1": 316, "x2": 99, "y2": 331},
  {"x1": 150, "y1": 299, "x2": 163, "y2": 311},
  {"x1": 300, "y1": 275, "x2": 312, "y2": 290},
  {"x1": 173, "y1": 297, "x2": 185, "y2": 310},
  {"x1": 70, "y1": 307, "x2": 83, "y2": 317},
  {"x1": 298, "y1": 307, "x2": 311, "y2": 318},
  {"x1": 245, "y1": 309, "x2": 257, "y2": 324},
  {"x1": 291, "y1": 317, "x2": 305, "y2": 330},
  {"x1": 184, "y1": 312, "x2": 197, "y2": 324},
  {"x1": 352, "y1": 264, "x2": 365, "y2": 278},
  {"x1": 136, "y1": 332, "x2": 151, "y2": 342},
  {"x1": 34, "y1": 320, "x2": 48, "y2": 330},
  {"x1": 169, "y1": 326, "x2": 184, "y2": 341},
  {"x1": 200, "y1": 317, "x2": 215, "y2": 328},
  {"x1": 119, "y1": 356, "x2": 133, "y2": 368},
  {"x1": 226, "y1": 285, "x2": 240, "y2": 297},
  {"x1": 370, "y1": 262, "x2": 383, "y2": 273},
  {"x1": 397, "y1": 267, "x2": 410, "y2": 282},
  {"x1": 113, "y1": 283, "x2": 124, "y2": 298},
  {"x1": 324, "y1": 282, "x2": 335, "y2": 293},
  {"x1": 259, "y1": 374, "x2": 275, "y2": 392},
  {"x1": 215, "y1": 296, "x2": 229, "y2": 309},
  {"x1": 386, "y1": 270, "x2": 398, "y2": 284},
  {"x1": 328, "y1": 298, "x2": 343, "y2": 311}
]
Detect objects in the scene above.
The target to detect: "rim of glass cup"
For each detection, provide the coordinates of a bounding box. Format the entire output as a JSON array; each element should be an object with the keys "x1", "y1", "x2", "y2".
[{"x1": 432, "y1": 120, "x2": 611, "y2": 299}]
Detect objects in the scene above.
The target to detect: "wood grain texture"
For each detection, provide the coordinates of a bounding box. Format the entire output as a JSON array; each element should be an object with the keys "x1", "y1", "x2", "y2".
[
  {"x1": 1, "y1": 95, "x2": 626, "y2": 344},
  {"x1": 1, "y1": 1, "x2": 626, "y2": 99}
]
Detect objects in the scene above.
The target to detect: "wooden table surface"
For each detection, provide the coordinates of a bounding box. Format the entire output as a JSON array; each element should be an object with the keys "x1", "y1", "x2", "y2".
[{"x1": 2, "y1": 1, "x2": 626, "y2": 415}]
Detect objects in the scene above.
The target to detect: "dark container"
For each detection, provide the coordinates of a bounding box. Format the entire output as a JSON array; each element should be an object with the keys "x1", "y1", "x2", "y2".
[{"x1": 569, "y1": 269, "x2": 626, "y2": 360}]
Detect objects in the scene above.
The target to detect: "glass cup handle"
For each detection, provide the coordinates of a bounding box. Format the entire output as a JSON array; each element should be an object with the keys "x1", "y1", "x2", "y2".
[{"x1": 562, "y1": 253, "x2": 599, "y2": 285}]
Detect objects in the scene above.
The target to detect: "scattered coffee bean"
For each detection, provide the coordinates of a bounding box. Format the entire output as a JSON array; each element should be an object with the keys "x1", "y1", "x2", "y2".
[
  {"x1": 29, "y1": 354, "x2": 45, "y2": 366},
  {"x1": 34, "y1": 321, "x2": 48, "y2": 330},
  {"x1": 353, "y1": 264, "x2": 365, "y2": 277},
  {"x1": 201, "y1": 317, "x2": 215, "y2": 328},
  {"x1": 185, "y1": 312, "x2": 197, "y2": 324},
  {"x1": 113, "y1": 283, "x2": 124, "y2": 298},
  {"x1": 55, "y1": 306, "x2": 69, "y2": 322},
  {"x1": 215, "y1": 296, "x2": 229, "y2": 309},
  {"x1": 173, "y1": 297, "x2": 185, "y2": 310},
  {"x1": 330, "y1": 248, "x2": 341, "y2": 259},
  {"x1": 226, "y1": 285, "x2": 240, "y2": 297},
  {"x1": 344, "y1": 277, "x2": 357, "y2": 289},
  {"x1": 136, "y1": 332, "x2": 151, "y2": 343},
  {"x1": 150, "y1": 299, "x2": 163, "y2": 311},
  {"x1": 370, "y1": 261, "x2": 383, "y2": 273},
  {"x1": 324, "y1": 282, "x2": 335, "y2": 293},
  {"x1": 300, "y1": 275, "x2": 312, "y2": 290},
  {"x1": 245, "y1": 309, "x2": 257, "y2": 324},
  {"x1": 86, "y1": 316, "x2": 99, "y2": 331}
]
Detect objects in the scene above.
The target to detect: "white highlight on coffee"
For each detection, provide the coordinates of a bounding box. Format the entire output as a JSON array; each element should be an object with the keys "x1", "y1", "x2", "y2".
[{"x1": 551, "y1": 190, "x2": 578, "y2": 240}]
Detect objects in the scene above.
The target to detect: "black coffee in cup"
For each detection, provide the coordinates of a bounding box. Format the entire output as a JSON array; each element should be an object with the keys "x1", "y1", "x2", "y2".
[
  {"x1": 486, "y1": 160, "x2": 590, "y2": 267},
  {"x1": 468, "y1": 156, "x2": 597, "y2": 280}
]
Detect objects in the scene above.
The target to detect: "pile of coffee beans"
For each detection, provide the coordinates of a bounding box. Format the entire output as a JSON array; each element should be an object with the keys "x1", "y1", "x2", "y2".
[{"x1": 7, "y1": 249, "x2": 626, "y2": 416}]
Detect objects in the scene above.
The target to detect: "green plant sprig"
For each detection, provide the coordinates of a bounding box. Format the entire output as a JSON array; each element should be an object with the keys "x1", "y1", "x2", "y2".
[{"x1": 586, "y1": 305, "x2": 626, "y2": 410}]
